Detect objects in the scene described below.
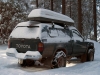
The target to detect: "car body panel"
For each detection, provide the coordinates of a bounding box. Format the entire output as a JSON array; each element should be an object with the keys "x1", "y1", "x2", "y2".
[{"x1": 7, "y1": 21, "x2": 94, "y2": 61}]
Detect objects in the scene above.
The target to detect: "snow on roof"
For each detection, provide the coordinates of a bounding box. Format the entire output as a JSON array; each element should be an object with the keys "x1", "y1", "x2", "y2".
[
  {"x1": 28, "y1": 9, "x2": 74, "y2": 24},
  {"x1": 16, "y1": 21, "x2": 40, "y2": 27},
  {"x1": 68, "y1": 26, "x2": 77, "y2": 30},
  {"x1": 16, "y1": 21, "x2": 63, "y2": 29},
  {"x1": 41, "y1": 23, "x2": 63, "y2": 28}
]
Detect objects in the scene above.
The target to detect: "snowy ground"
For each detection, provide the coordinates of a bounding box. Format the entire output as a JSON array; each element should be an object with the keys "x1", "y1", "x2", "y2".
[{"x1": 0, "y1": 40, "x2": 100, "y2": 75}]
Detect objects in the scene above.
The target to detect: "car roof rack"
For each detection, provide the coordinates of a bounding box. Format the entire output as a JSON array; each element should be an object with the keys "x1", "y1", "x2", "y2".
[{"x1": 28, "y1": 9, "x2": 74, "y2": 27}]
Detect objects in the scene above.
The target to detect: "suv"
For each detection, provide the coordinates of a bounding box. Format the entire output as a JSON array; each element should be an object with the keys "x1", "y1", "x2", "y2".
[{"x1": 6, "y1": 21, "x2": 95, "y2": 68}]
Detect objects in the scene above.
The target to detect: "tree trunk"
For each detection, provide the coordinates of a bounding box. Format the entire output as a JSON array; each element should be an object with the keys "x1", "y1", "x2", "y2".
[
  {"x1": 70, "y1": 1, "x2": 71, "y2": 17},
  {"x1": 36, "y1": 0, "x2": 38, "y2": 8},
  {"x1": 62, "y1": 0, "x2": 65, "y2": 15},
  {"x1": 78, "y1": 0, "x2": 83, "y2": 34},
  {"x1": 93, "y1": 0, "x2": 97, "y2": 41},
  {"x1": 51, "y1": 0, "x2": 53, "y2": 11}
]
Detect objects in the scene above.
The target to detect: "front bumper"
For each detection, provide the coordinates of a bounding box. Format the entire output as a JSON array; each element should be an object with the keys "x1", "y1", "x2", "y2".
[{"x1": 6, "y1": 48, "x2": 42, "y2": 60}]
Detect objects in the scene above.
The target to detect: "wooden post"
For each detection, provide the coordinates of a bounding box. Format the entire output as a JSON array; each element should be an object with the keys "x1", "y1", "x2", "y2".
[
  {"x1": 36, "y1": 0, "x2": 38, "y2": 8},
  {"x1": 78, "y1": 0, "x2": 82, "y2": 34},
  {"x1": 51, "y1": 0, "x2": 53, "y2": 11},
  {"x1": 62, "y1": 0, "x2": 66, "y2": 15},
  {"x1": 93, "y1": 0, "x2": 97, "y2": 41}
]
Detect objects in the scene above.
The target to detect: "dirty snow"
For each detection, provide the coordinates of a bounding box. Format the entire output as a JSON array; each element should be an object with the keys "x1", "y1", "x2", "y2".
[{"x1": 0, "y1": 40, "x2": 100, "y2": 75}]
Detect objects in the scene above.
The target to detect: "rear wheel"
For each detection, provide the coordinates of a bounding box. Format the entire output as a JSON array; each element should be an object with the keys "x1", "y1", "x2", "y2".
[
  {"x1": 52, "y1": 51, "x2": 66, "y2": 68},
  {"x1": 56, "y1": 56, "x2": 66, "y2": 68}
]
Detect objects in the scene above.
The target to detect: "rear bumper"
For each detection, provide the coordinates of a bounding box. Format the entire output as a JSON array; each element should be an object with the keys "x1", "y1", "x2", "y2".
[{"x1": 6, "y1": 48, "x2": 42, "y2": 60}]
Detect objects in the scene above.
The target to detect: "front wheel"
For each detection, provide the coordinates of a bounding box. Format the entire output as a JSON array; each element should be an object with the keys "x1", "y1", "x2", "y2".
[{"x1": 87, "y1": 51, "x2": 94, "y2": 61}]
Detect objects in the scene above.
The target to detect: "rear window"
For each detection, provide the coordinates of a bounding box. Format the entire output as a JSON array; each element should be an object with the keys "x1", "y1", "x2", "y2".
[{"x1": 10, "y1": 26, "x2": 40, "y2": 38}]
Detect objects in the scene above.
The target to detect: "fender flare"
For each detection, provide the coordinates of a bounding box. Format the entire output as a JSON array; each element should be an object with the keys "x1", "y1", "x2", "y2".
[{"x1": 88, "y1": 49, "x2": 94, "y2": 53}]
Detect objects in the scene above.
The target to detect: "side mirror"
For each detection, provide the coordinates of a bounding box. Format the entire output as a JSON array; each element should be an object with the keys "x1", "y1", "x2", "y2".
[{"x1": 83, "y1": 37, "x2": 87, "y2": 41}]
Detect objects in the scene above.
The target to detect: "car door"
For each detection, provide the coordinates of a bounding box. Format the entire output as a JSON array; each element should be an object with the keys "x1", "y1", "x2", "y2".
[
  {"x1": 41, "y1": 26, "x2": 58, "y2": 57},
  {"x1": 65, "y1": 28, "x2": 73, "y2": 55},
  {"x1": 72, "y1": 29, "x2": 86, "y2": 54}
]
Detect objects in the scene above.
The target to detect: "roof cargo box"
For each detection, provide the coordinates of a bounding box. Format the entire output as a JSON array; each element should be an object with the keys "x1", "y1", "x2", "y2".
[{"x1": 28, "y1": 9, "x2": 74, "y2": 26}]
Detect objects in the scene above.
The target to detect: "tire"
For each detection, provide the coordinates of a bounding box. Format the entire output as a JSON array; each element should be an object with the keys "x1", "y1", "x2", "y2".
[
  {"x1": 18, "y1": 59, "x2": 26, "y2": 67},
  {"x1": 52, "y1": 51, "x2": 67, "y2": 68},
  {"x1": 87, "y1": 51, "x2": 94, "y2": 61},
  {"x1": 18, "y1": 59, "x2": 34, "y2": 67},
  {"x1": 53, "y1": 56, "x2": 66, "y2": 68},
  {"x1": 25, "y1": 59, "x2": 35, "y2": 66}
]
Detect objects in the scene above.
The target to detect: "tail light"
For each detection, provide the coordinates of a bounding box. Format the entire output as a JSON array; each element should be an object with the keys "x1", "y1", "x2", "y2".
[
  {"x1": 8, "y1": 40, "x2": 10, "y2": 48},
  {"x1": 38, "y1": 42, "x2": 44, "y2": 52}
]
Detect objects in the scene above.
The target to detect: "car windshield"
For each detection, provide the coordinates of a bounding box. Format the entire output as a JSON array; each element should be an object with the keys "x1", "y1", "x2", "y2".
[{"x1": 10, "y1": 26, "x2": 40, "y2": 38}]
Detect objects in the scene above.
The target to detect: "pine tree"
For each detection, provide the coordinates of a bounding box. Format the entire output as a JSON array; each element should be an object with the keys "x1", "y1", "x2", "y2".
[{"x1": 0, "y1": 0, "x2": 31, "y2": 44}]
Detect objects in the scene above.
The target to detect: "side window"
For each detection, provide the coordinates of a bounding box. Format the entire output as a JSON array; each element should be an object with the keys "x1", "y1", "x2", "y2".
[
  {"x1": 49, "y1": 28, "x2": 58, "y2": 37},
  {"x1": 57, "y1": 29, "x2": 66, "y2": 37},
  {"x1": 65, "y1": 29, "x2": 72, "y2": 38},
  {"x1": 72, "y1": 30, "x2": 83, "y2": 41},
  {"x1": 41, "y1": 26, "x2": 49, "y2": 38},
  {"x1": 42, "y1": 31, "x2": 49, "y2": 38},
  {"x1": 73, "y1": 30, "x2": 82, "y2": 38}
]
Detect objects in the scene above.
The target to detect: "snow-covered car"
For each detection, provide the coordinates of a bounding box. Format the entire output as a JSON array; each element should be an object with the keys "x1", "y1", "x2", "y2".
[{"x1": 6, "y1": 9, "x2": 95, "y2": 68}]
